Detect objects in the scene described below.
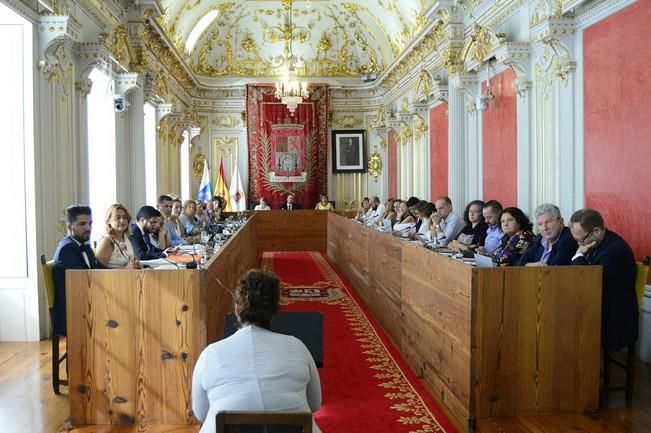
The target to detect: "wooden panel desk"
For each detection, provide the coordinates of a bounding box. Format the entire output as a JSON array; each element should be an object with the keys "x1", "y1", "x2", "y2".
[
  {"x1": 66, "y1": 211, "x2": 601, "y2": 431},
  {"x1": 327, "y1": 213, "x2": 602, "y2": 432}
]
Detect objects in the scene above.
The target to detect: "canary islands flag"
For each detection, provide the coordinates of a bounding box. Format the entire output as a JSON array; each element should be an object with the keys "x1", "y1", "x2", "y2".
[{"x1": 197, "y1": 160, "x2": 212, "y2": 201}]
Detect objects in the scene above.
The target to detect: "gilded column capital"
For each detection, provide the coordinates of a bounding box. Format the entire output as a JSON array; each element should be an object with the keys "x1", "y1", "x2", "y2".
[{"x1": 495, "y1": 42, "x2": 533, "y2": 98}]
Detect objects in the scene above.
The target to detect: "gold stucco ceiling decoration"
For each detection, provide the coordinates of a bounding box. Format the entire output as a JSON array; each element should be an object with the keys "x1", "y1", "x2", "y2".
[{"x1": 157, "y1": 0, "x2": 431, "y2": 82}]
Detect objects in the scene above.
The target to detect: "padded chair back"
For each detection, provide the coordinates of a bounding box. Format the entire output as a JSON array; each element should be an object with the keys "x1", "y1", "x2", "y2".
[
  {"x1": 636, "y1": 261, "x2": 649, "y2": 311},
  {"x1": 40, "y1": 254, "x2": 56, "y2": 310},
  {"x1": 215, "y1": 411, "x2": 312, "y2": 433}
]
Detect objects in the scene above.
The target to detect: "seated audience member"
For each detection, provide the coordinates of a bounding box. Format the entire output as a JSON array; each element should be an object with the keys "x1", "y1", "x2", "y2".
[
  {"x1": 477, "y1": 200, "x2": 503, "y2": 254},
  {"x1": 315, "y1": 194, "x2": 334, "y2": 211},
  {"x1": 430, "y1": 196, "x2": 465, "y2": 246},
  {"x1": 518, "y1": 203, "x2": 577, "y2": 266},
  {"x1": 364, "y1": 196, "x2": 386, "y2": 226},
  {"x1": 281, "y1": 193, "x2": 302, "y2": 210},
  {"x1": 490, "y1": 207, "x2": 535, "y2": 266},
  {"x1": 569, "y1": 208, "x2": 638, "y2": 351},
  {"x1": 130, "y1": 206, "x2": 167, "y2": 260},
  {"x1": 95, "y1": 203, "x2": 140, "y2": 269},
  {"x1": 393, "y1": 201, "x2": 416, "y2": 234},
  {"x1": 53, "y1": 205, "x2": 106, "y2": 336},
  {"x1": 195, "y1": 200, "x2": 210, "y2": 227},
  {"x1": 157, "y1": 195, "x2": 188, "y2": 247},
  {"x1": 213, "y1": 195, "x2": 226, "y2": 217},
  {"x1": 448, "y1": 200, "x2": 488, "y2": 252},
  {"x1": 254, "y1": 197, "x2": 271, "y2": 211},
  {"x1": 412, "y1": 202, "x2": 435, "y2": 240},
  {"x1": 405, "y1": 196, "x2": 420, "y2": 208},
  {"x1": 192, "y1": 269, "x2": 322, "y2": 433},
  {"x1": 354, "y1": 197, "x2": 371, "y2": 221},
  {"x1": 205, "y1": 198, "x2": 220, "y2": 224},
  {"x1": 179, "y1": 199, "x2": 202, "y2": 236},
  {"x1": 382, "y1": 198, "x2": 397, "y2": 222}
]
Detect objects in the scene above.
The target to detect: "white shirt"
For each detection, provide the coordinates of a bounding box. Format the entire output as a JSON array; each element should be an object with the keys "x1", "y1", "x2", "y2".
[
  {"x1": 436, "y1": 211, "x2": 465, "y2": 246},
  {"x1": 365, "y1": 203, "x2": 386, "y2": 226},
  {"x1": 254, "y1": 204, "x2": 271, "y2": 211},
  {"x1": 192, "y1": 325, "x2": 322, "y2": 433}
]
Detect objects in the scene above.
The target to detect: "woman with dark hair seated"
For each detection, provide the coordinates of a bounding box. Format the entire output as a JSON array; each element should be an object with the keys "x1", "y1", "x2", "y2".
[
  {"x1": 191, "y1": 269, "x2": 322, "y2": 433},
  {"x1": 490, "y1": 207, "x2": 535, "y2": 266},
  {"x1": 448, "y1": 200, "x2": 488, "y2": 252}
]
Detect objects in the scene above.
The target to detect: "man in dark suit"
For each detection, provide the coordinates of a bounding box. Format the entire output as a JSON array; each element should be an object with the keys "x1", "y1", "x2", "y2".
[
  {"x1": 52, "y1": 205, "x2": 105, "y2": 336},
  {"x1": 281, "y1": 193, "x2": 302, "y2": 210},
  {"x1": 570, "y1": 208, "x2": 638, "y2": 351},
  {"x1": 518, "y1": 203, "x2": 577, "y2": 266},
  {"x1": 130, "y1": 206, "x2": 167, "y2": 260}
]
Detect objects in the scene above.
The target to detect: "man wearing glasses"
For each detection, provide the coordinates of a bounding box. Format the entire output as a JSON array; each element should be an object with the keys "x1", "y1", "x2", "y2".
[{"x1": 569, "y1": 208, "x2": 638, "y2": 351}]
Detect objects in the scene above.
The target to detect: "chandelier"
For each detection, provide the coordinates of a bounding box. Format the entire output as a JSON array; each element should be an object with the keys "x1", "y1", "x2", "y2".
[{"x1": 274, "y1": 0, "x2": 309, "y2": 114}]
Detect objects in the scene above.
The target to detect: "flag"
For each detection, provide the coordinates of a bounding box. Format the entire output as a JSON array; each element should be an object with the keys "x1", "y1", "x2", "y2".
[
  {"x1": 214, "y1": 158, "x2": 231, "y2": 212},
  {"x1": 197, "y1": 160, "x2": 212, "y2": 201},
  {"x1": 229, "y1": 160, "x2": 247, "y2": 211}
]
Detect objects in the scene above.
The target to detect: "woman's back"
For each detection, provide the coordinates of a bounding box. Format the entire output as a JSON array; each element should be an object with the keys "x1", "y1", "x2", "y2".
[{"x1": 192, "y1": 326, "x2": 321, "y2": 433}]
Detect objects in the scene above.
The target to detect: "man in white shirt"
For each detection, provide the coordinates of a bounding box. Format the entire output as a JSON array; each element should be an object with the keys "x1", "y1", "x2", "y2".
[
  {"x1": 430, "y1": 196, "x2": 464, "y2": 246},
  {"x1": 364, "y1": 196, "x2": 386, "y2": 226}
]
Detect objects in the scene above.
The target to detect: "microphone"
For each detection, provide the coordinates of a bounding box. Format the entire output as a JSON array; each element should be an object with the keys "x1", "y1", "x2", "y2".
[
  {"x1": 186, "y1": 244, "x2": 200, "y2": 269},
  {"x1": 202, "y1": 265, "x2": 234, "y2": 299}
]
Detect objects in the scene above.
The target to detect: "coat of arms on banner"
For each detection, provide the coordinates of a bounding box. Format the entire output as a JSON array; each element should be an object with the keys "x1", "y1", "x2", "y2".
[{"x1": 270, "y1": 124, "x2": 307, "y2": 183}]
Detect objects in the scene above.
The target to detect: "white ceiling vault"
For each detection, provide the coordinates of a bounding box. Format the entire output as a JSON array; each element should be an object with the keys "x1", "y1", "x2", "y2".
[{"x1": 157, "y1": 0, "x2": 434, "y2": 87}]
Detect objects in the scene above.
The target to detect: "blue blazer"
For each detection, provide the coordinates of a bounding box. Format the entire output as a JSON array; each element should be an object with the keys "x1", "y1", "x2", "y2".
[
  {"x1": 130, "y1": 223, "x2": 166, "y2": 260},
  {"x1": 518, "y1": 226, "x2": 578, "y2": 266},
  {"x1": 572, "y1": 229, "x2": 639, "y2": 350},
  {"x1": 52, "y1": 236, "x2": 105, "y2": 336}
]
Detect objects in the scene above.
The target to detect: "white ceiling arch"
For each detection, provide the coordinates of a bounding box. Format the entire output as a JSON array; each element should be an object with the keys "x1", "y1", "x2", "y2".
[{"x1": 157, "y1": 0, "x2": 433, "y2": 86}]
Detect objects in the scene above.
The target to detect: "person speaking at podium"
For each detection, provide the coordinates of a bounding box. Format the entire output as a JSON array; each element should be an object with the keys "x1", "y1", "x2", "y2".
[{"x1": 192, "y1": 269, "x2": 322, "y2": 433}]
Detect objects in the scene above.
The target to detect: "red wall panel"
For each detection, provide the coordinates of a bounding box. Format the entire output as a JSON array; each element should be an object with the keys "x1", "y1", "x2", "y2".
[
  {"x1": 584, "y1": 0, "x2": 651, "y2": 262},
  {"x1": 429, "y1": 103, "x2": 449, "y2": 200},
  {"x1": 388, "y1": 128, "x2": 397, "y2": 199},
  {"x1": 482, "y1": 68, "x2": 517, "y2": 206}
]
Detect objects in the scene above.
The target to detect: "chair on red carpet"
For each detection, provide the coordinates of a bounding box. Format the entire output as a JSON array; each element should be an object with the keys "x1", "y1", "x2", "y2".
[
  {"x1": 41, "y1": 254, "x2": 68, "y2": 394},
  {"x1": 602, "y1": 260, "x2": 649, "y2": 406},
  {"x1": 215, "y1": 411, "x2": 312, "y2": 433}
]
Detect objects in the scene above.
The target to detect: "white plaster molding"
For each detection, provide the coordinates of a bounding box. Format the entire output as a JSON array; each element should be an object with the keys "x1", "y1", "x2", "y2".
[
  {"x1": 495, "y1": 42, "x2": 533, "y2": 97},
  {"x1": 156, "y1": 103, "x2": 173, "y2": 123},
  {"x1": 37, "y1": 15, "x2": 74, "y2": 74},
  {"x1": 449, "y1": 73, "x2": 481, "y2": 114},
  {"x1": 75, "y1": 42, "x2": 112, "y2": 96},
  {"x1": 114, "y1": 72, "x2": 139, "y2": 97},
  {"x1": 575, "y1": 0, "x2": 636, "y2": 28}
]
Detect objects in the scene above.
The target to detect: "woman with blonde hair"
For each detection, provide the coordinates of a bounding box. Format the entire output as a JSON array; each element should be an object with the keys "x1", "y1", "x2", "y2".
[{"x1": 95, "y1": 204, "x2": 140, "y2": 269}]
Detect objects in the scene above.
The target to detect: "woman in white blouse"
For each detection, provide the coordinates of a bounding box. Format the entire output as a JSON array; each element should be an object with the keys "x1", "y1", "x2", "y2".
[
  {"x1": 95, "y1": 203, "x2": 140, "y2": 268},
  {"x1": 192, "y1": 269, "x2": 322, "y2": 433},
  {"x1": 254, "y1": 197, "x2": 271, "y2": 210}
]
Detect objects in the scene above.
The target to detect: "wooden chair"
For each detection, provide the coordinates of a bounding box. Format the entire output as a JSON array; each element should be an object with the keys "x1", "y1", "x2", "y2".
[
  {"x1": 215, "y1": 411, "x2": 312, "y2": 433},
  {"x1": 40, "y1": 254, "x2": 68, "y2": 394},
  {"x1": 602, "y1": 261, "x2": 649, "y2": 406}
]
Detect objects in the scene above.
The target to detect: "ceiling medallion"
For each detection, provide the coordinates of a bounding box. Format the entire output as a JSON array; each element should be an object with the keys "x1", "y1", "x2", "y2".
[{"x1": 274, "y1": 0, "x2": 309, "y2": 114}]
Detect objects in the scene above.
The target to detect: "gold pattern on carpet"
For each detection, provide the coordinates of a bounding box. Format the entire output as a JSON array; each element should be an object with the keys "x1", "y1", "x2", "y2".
[{"x1": 262, "y1": 252, "x2": 345, "y2": 302}]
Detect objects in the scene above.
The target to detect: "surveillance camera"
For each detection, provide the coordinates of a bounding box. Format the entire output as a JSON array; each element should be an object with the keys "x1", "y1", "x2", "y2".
[
  {"x1": 476, "y1": 95, "x2": 491, "y2": 112},
  {"x1": 114, "y1": 96, "x2": 126, "y2": 113}
]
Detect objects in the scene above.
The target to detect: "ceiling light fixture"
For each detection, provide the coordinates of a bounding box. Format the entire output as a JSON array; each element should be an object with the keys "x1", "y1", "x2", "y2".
[{"x1": 274, "y1": 0, "x2": 309, "y2": 114}]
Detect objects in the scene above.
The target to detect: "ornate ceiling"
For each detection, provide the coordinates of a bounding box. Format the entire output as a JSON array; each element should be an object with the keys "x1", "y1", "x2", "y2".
[{"x1": 157, "y1": 0, "x2": 434, "y2": 86}]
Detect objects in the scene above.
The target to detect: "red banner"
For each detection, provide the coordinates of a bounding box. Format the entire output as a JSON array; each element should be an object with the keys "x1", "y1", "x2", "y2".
[{"x1": 246, "y1": 84, "x2": 328, "y2": 210}]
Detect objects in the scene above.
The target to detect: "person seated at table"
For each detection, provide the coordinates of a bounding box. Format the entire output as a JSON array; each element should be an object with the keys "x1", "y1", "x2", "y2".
[
  {"x1": 518, "y1": 203, "x2": 577, "y2": 266},
  {"x1": 476, "y1": 200, "x2": 503, "y2": 255},
  {"x1": 429, "y1": 196, "x2": 465, "y2": 247},
  {"x1": 364, "y1": 196, "x2": 386, "y2": 226},
  {"x1": 281, "y1": 193, "x2": 302, "y2": 210},
  {"x1": 213, "y1": 195, "x2": 226, "y2": 218},
  {"x1": 195, "y1": 200, "x2": 211, "y2": 227},
  {"x1": 254, "y1": 197, "x2": 271, "y2": 211},
  {"x1": 205, "y1": 198, "x2": 220, "y2": 223},
  {"x1": 413, "y1": 202, "x2": 435, "y2": 241},
  {"x1": 52, "y1": 204, "x2": 106, "y2": 336},
  {"x1": 354, "y1": 197, "x2": 371, "y2": 221},
  {"x1": 315, "y1": 194, "x2": 334, "y2": 211},
  {"x1": 130, "y1": 206, "x2": 167, "y2": 260},
  {"x1": 157, "y1": 195, "x2": 187, "y2": 247},
  {"x1": 393, "y1": 201, "x2": 416, "y2": 234},
  {"x1": 179, "y1": 199, "x2": 202, "y2": 237},
  {"x1": 381, "y1": 198, "x2": 397, "y2": 222},
  {"x1": 192, "y1": 269, "x2": 322, "y2": 433},
  {"x1": 490, "y1": 207, "x2": 535, "y2": 266},
  {"x1": 95, "y1": 203, "x2": 141, "y2": 269},
  {"x1": 448, "y1": 200, "x2": 488, "y2": 252}
]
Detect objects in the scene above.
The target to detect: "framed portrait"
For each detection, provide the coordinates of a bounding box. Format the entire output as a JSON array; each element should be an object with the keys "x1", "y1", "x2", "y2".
[{"x1": 331, "y1": 130, "x2": 367, "y2": 173}]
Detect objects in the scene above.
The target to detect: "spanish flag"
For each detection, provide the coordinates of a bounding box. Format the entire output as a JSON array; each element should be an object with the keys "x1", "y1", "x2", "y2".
[{"x1": 214, "y1": 158, "x2": 232, "y2": 212}]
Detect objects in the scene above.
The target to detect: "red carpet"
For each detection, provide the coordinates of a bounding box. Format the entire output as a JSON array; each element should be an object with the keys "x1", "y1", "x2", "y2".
[{"x1": 261, "y1": 252, "x2": 458, "y2": 433}]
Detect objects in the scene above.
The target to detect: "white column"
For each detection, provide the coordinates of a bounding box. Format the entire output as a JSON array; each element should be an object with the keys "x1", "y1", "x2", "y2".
[{"x1": 447, "y1": 86, "x2": 466, "y2": 209}]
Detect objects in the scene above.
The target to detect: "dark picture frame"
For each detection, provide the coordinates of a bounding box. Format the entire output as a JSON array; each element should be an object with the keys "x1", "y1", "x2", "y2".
[{"x1": 331, "y1": 130, "x2": 367, "y2": 173}]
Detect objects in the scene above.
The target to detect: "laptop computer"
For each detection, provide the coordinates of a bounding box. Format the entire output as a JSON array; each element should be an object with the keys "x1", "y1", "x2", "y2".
[{"x1": 474, "y1": 253, "x2": 496, "y2": 268}]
